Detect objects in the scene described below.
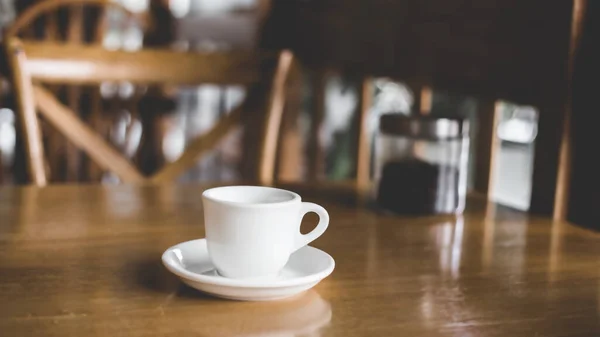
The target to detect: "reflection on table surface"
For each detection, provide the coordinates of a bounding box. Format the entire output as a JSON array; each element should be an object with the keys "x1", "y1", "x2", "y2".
[{"x1": 0, "y1": 184, "x2": 599, "y2": 336}]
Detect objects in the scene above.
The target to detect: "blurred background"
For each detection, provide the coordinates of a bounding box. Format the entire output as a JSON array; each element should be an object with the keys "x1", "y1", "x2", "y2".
[{"x1": 0, "y1": 0, "x2": 595, "y2": 225}]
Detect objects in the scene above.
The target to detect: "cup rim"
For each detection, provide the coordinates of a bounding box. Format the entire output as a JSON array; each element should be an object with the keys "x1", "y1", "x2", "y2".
[{"x1": 202, "y1": 185, "x2": 301, "y2": 208}]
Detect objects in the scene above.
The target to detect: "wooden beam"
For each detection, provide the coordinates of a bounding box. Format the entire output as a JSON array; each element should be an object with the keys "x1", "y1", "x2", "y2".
[
  {"x1": 45, "y1": 10, "x2": 59, "y2": 40},
  {"x1": 553, "y1": 0, "x2": 587, "y2": 221},
  {"x1": 67, "y1": 5, "x2": 84, "y2": 43},
  {"x1": 355, "y1": 77, "x2": 373, "y2": 196},
  {"x1": 21, "y1": 42, "x2": 269, "y2": 86},
  {"x1": 474, "y1": 100, "x2": 500, "y2": 197},
  {"x1": 257, "y1": 51, "x2": 294, "y2": 186},
  {"x1": 150, "y1": 107, "x2": 242, "y2": 183},
  {"x1": 275, "y1": 62, "x2": 304, "y2": 182},
  {"x1": 8, "y1": 43, "x2": 47, "y2": 186},
  {"x1": 530, "y1": 103, "x2": 564, "y2": 216},
  {"x1": 33, "y1": 85, "x2": 145, "y2": 183},
  {"x1": 6, "y1": 0, "x2": 130, "y2": 39},
  {"x1": 531, "y1": 1, "x2": 585, "y2": 218},
  {"x1": 419, "y1": 86, "x2": 433, "y2": 114}
]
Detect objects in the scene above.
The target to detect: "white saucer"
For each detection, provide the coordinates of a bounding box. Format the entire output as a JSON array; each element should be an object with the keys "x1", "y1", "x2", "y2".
[{"x1": 161, "y1": 239, "x2": 335, "y2": 301}]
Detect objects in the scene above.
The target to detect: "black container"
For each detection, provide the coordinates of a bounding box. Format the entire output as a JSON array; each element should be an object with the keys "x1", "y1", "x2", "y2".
[{"x1": 374, "y1": 114, "x2": 470, "y2": 215}]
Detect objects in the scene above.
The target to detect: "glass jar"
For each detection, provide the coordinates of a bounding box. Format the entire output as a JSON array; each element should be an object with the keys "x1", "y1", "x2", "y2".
[{"x1": 373, "y1": 114, "x2": 470, "y2": 215}]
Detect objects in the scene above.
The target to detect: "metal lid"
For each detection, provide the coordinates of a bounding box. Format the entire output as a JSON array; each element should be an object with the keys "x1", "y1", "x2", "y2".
[{"x1": 379, "y1": 114, "x2": 469, "y2": 140}]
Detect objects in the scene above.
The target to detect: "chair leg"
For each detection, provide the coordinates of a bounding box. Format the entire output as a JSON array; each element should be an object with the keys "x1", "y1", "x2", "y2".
[
  {"x1": 277, "y1": 62, "x2": 305, "y2": 182},
  {"x1": 553, "y1": 108, "x2": 572, "y2": 221},
  {"x1": 65, "y1": 86, "x2": 82, "y2": 181},
  {"x1": 9, "y1": 42, "x2": 47, "y2": 186},
  {"x1": 355, "y1": 77, "x2": 373, "y2": 198},
  {"x1": 474, "y1": 100, "x2": 500, "y2": 198},
  {"x1": 418, "y1": 86, "x2": 433, "y2": 115},
  {"x1": 551, "y1": 0, "x2": 586, "y2": 221},
  {"x1": 530, "y1": 101, "x2": 567, "y2": 217}
]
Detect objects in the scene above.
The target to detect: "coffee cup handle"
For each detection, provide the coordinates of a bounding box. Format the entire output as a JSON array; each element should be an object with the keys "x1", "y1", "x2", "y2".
[{"x1": 292, "y1": 202, "x2": 329, "y2": 253}]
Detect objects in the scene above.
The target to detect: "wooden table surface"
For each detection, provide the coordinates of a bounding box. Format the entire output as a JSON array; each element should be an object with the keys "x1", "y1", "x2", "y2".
[{"x1": 1, "y1": 184, "x2": 599, "y2": 336}]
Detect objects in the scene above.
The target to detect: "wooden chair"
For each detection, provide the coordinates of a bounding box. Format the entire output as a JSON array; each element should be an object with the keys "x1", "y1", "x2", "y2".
[
  {"x1": 6, "y1": 39, "x2": 293, "y2": 186},
  {"x1": 6, "y1": 0, "x2": 139, "y2": 182},
  {"x1": 273, "y1": 70, "x2": 372, "y2": 204},
  {"x1": 6, "y1": 0, "x2": 134, "y2": 42}
]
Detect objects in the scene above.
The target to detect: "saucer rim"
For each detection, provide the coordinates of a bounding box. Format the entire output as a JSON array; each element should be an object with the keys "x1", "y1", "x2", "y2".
[{"x1": 161, "y1": 239, "x2": 335, "y2": 288}]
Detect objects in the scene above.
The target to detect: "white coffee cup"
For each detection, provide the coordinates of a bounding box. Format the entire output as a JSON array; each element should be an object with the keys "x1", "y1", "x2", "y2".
[{"x1": 202, "y1": 185, "x2": 329, "y2": 280}]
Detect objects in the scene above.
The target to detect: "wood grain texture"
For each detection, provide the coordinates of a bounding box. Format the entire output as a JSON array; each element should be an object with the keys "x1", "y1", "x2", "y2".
[{"x1": 0, "y1": 184, "x2": 599, "y2": 336}]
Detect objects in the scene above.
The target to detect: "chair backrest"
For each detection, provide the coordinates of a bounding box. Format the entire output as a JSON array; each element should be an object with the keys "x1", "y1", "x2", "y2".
[
  {"x1": 6, "y1": 39, "x2": 293, "y2": 186},
  {"x1": 269, "y1": 69, "x2": 372, "y2": 206},
  {"x1": 6, "y1": 0, "x2": 135, "y2": 44},
  {"x1": 6, "y1": 0, "x2": 140, "y2": 183}
]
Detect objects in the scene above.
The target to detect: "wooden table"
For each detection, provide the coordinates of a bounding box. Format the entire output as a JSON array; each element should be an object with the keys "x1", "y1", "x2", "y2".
[{"x1": 1, "y1": 184, "x2": 599, "y2": 336}]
